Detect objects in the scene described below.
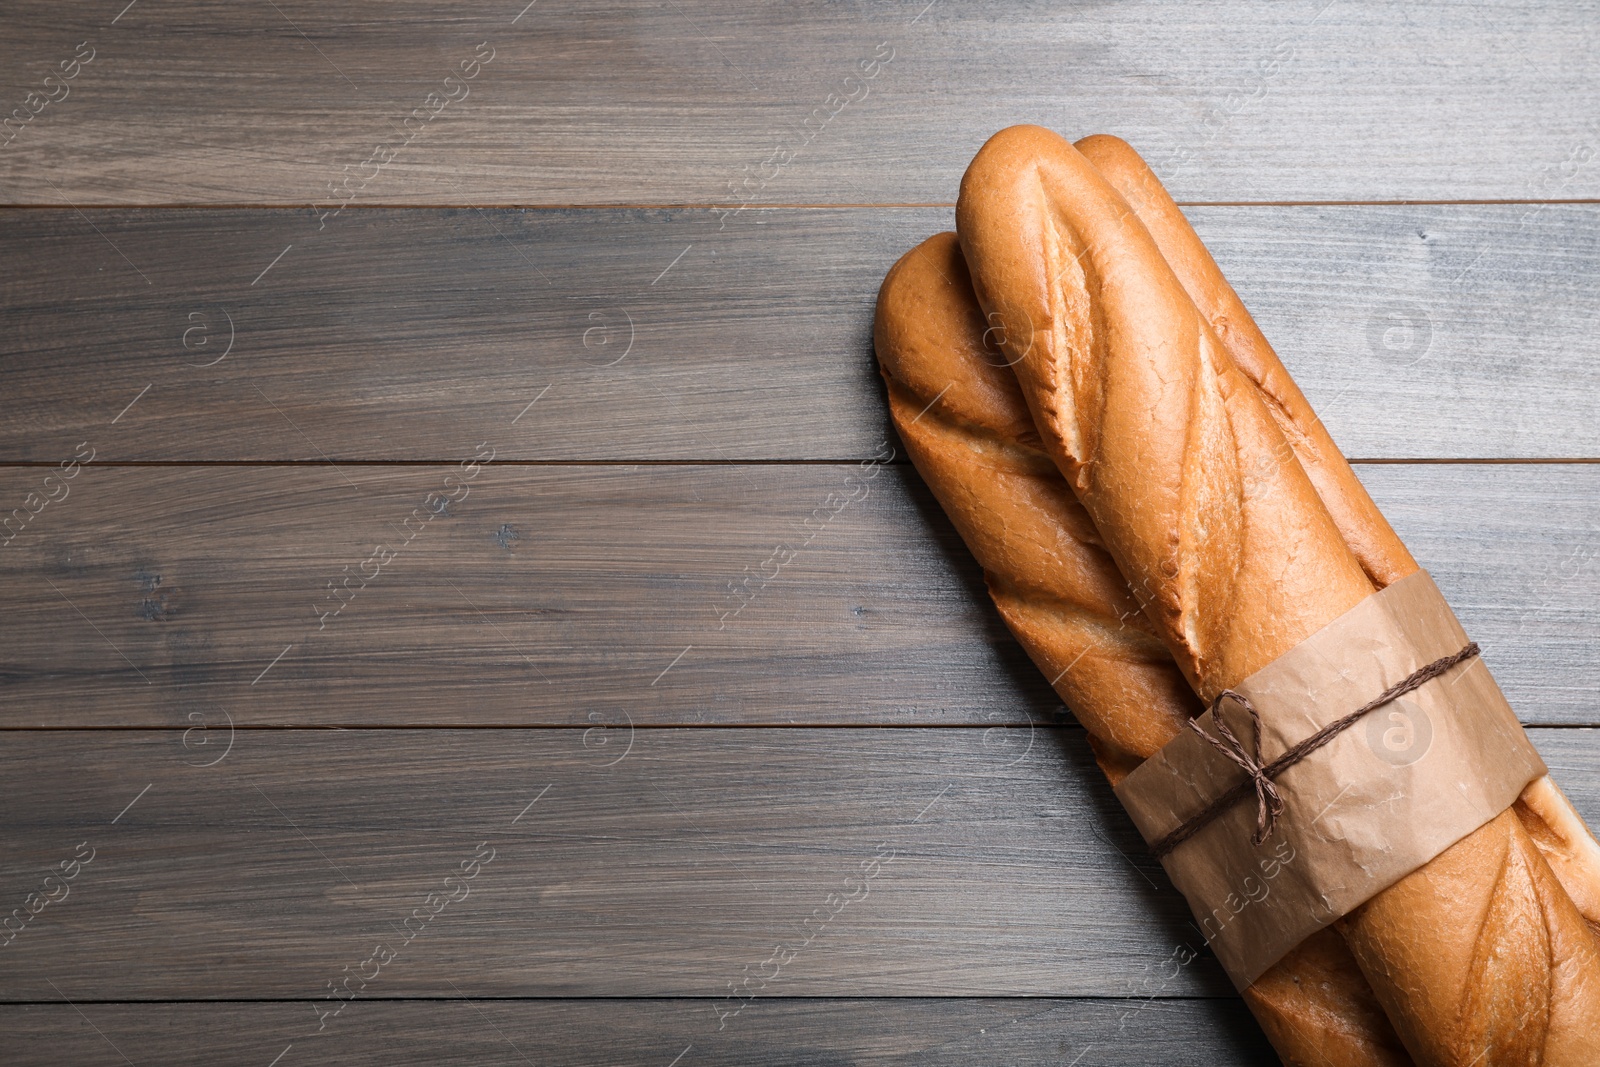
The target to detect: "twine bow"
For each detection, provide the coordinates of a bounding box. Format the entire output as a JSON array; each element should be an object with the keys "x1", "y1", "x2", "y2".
[
  {"x1": 1186, "y1": 692, "x2": 1284, "y2": 848},
  {"x1": 1147, "y1": 642, "x2": 1481, "y2": 860}
]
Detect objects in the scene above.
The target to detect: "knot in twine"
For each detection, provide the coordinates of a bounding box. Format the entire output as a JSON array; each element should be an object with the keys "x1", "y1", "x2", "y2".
[
  {"x1": 1148, "y1": 642, "x2": 1481, "y2": 860},
  {"x1": 1187, "y1": 690, "x2": 1284, "y2": 849}
]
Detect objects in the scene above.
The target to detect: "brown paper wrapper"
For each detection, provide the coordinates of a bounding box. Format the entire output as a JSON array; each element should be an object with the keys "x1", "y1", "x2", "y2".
[{"x1": 1113, "y1": 570, "x2": 1546, "y2": 989}]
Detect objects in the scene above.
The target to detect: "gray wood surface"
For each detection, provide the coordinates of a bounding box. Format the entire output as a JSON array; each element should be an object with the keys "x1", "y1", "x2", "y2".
[
  {"x1": 0, "y1": 727, "x2": 1227, "y2": 999},
  {"x1": 2, "y1": 204, "x2": 1599, "y2": 462},
  {"x1": 1, "y1": 999, "x2": 1278, "y2": 1066},
  {"x1": 1, "y1": 0, "x2": 1597, "y2": 205},
  {"x1": 3, "y1": 462, "x2": 1600, "y2": 727},
  {"x1": 4, "y1": 0, "x2": 1597, "y2": 1057},
  {"x1": 0, "y1": 727, "x2": 1593, "y2": 1003}
]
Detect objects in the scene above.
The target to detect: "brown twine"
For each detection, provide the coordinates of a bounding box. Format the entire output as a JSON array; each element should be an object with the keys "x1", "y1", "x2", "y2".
[{"x1": 1148, "y1": 642, "x2": 1481, "y2": 860}]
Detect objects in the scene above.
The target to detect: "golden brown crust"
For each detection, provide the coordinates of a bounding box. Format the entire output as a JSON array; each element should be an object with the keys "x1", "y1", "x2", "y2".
[
  {"x1": 1072, "y1": 132, "x2": 1417, "y2": 589},
  {"x1": 1247, "y1": 928, "x2": 1416, "y2": 1067},
  {"x1": 956, "y1": 124, "x2": 1372, "y2": 698},
  {"x1": 875, "y1": 231, "x2": 1410, "y2": 1067},
  {"x1": 875, "y1": 233, "x2": 1195, "y2": 776},
  {"x1": 1340, "y1": 808, "x2": 1600, "y2": 1066},
  {"x1": 955, "y1": 124, "x2": 1600, "y2": 1066},
  {"x1": 1515, "y1": 777, "x2": 1600, "y2": 942},
  {"x1": 1079, "y1": 133, "x2": 1600, "y2": 950}
]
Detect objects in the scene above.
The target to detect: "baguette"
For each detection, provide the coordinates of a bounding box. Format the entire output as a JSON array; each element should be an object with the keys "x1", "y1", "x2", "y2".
[
  {"x1": 875, "y1": 231, "x2": 1195, "y2": 781},
  {"x1": 955, "y1": 124, "x2": 1600, "y2": 1066},
  {"x1": 1071, "y1": 134, "x2": 1413, "y2": 589},
  {"x1": 1075, "y1": 133, "x2": 1600, "y2": 945},
  {"x1": 875, "y1": 231, "x2": 1411, "y2": 1066}
]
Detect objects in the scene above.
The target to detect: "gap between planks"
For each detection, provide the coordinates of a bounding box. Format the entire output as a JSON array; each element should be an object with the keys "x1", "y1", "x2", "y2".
[
  {"x1": 5, "y1": 458, "x2": 1600, "y2": 467},
  {"x1": 3, "y1": 199, "x2": 1600, "y2": 212},
  {"x1": 3, "y1": 723, "x2": 1595, "y2": 731}
]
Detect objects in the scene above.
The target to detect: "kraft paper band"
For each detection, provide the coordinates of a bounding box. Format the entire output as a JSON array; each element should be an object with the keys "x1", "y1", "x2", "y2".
[{"x1": 1113, "y1": 570, "x2": 1546, "y2": 990}]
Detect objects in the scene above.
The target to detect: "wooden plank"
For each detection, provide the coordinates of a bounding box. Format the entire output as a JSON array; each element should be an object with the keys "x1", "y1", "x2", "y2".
[
  {"x1": 2, "y1": 203, "x2": 1599, "y2": 462},
  {"x1": 0, "y1": 727, "x2": 1232, "y2": 999},
  {"x1": 2, "y1": 462, "x2": 1600, "y2": 727},
  {"x1": 0, "y1": 999, "x2": 1278, "y2": 1065},
  {"x1": 0, "y1": 463, "x2": 1049, "y2": 727},
  {"x1": 1, "y1": 0, "x2": 1597, "y2": 205},
  {"x1": 1367, "y1": 465, "x2": 1600, "y2": 728},
  {"x1": 0, "y1": 727, "x2": 1592, "y2": 1001}
]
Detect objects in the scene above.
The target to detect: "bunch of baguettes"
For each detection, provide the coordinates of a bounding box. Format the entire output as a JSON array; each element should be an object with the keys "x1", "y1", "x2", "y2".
[{"x1": 874, "y1": 126, "x2": 1600, "y2": 1066}]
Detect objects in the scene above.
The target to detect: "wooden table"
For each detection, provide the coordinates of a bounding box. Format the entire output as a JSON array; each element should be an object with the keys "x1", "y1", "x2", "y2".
[{"x1": 3, "y1": 2, "x2": 1597, "y2": 1062}]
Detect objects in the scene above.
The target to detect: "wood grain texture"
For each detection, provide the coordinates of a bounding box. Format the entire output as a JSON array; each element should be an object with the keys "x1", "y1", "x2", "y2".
[
  {"x1": 0, "y1": 728, "x2": 1592, "y2": 1002},
  {"x1": 0, "y1": 727, "x2": 1231, "y2": 999},
  {"x1": 0, "y1": 999, "x2": 1278, "y2": 1065},
  {"x1": 3, "y1": 0, "x2": 1595, "y2": 1055},
  {"x1": 1, "y1": 0, "x2": 1597, "y2": 205},
  {"x1": 3, "y1": 463, "x2": 1600, "y2": 727},
  {"x1": 2, "y1": 204, "x2": 1599, "y2": 462},
  {"x1": 0, "y1": 463, "x2": 1049, "y2": 727}
]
